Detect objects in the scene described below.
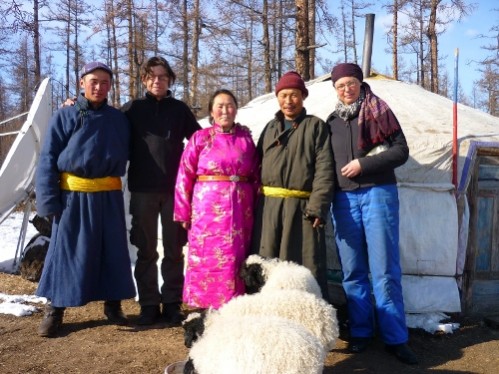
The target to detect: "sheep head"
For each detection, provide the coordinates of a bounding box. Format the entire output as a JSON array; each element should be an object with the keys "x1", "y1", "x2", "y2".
[
  {"x1": 240, "y1": 262, "x2": 266, "y2": 294},
  {"x1": 182, "y1": 311, "x2": 206, "y2": 348}
]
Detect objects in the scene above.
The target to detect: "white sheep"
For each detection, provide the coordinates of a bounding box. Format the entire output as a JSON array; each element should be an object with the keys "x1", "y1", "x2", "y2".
[
  {"x1": 221, "y1": 289, "x2": 338, "y2": 351},
  {"x1": 184, "y1": 315, "x2": 326, "y2": 374},
  {"x1": 183, "y1": 289, "x2": 339, "y2": 351},
  {"x1": 240, "y1": 254, "x2": 322, "y2": 298}
]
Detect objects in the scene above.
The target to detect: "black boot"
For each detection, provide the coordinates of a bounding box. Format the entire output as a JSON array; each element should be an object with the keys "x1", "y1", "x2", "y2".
[
  {"x1": 162, "y1": 302, "x2": 184, "y2": 326},
  {"x1": 38, "y1": 303, "x2": 65, "y2": 337},
  {"x1": 385, "y1": 343, "x2": 419, "y2": 365},
  {"x1": 104, "y1": 300, "x2": 128, "y2": 326},
  {"x1": 137, "y1": 305, "x2": 161, "y2": 325}
]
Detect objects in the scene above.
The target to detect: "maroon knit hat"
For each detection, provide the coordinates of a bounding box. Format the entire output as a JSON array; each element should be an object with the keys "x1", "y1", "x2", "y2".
[
  {"x1": 331, "y1": 63, "x2": 363, "y2": 84},
  {"x1": 275, "y1": 71, "x2": 308, "y2": 97}
]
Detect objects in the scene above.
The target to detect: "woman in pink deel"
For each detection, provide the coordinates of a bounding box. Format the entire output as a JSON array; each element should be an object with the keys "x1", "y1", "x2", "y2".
[{"x1": 174, "y1": 89, "x2": 260, "y2": 310}]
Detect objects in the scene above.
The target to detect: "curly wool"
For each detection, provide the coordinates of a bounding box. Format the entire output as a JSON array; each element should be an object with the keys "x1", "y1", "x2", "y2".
[
  {"x1": 241, "y1": 254, "x2": 322, "y2": 298},
  {"x1": 212, "y1": 290, "x2": 339, "y2": 351},
  {"x1": 187, "y1": 315, "x2": 325, "y2": 374}
]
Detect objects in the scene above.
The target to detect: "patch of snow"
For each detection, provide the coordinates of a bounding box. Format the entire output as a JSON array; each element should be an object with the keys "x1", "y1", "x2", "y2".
[{"x1": 406, "y1": 312, "x2": 460, "y2": 334}]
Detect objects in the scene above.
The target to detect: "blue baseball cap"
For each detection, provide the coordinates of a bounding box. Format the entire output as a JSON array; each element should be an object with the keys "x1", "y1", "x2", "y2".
[{"x1": 80, "y1": 61, "x2": 113, "y2": 79}]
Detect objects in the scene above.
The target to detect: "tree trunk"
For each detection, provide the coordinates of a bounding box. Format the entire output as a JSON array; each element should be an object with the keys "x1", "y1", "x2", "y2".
[
  {"x1": 246, "y1": 17, "x2": 254, "y2": 101},
  {"x1": 65, "y1": 7, "x2": 70, "y2": 98},
  {"x1": 276, "y1": 0, "x2": 284, "y2": 78},
  {"x1": 153, "y1": 0, "x2": 159, "y2": 55},
  {"x1": 182, "y1": 0, "x2": 189, "y2": 105},
  {"x1": 341, "y1": 1, "x2": 348, "y2": 62},
  {"x1": 308, "y1": 0, "x2": 315, "y2": 79},
  {"x1": 18, "y1": 40, "x2": 30, "y2": 112},
  {"x1": 106, "y1": 0, "x2": 121, "y2": 106},
  {"x1": 418, "y1": 1, "x2": 424, "y2": 88},
  {"x1": 190, "y1": 0, "x2": 200, "y2": 111},
  {"x1": 392, "y1": 0, "x2": 398, "y2": 81},
  {"x1": 263, "y1": 0, "x2": 272, "y2": 92},
  {"x1": 133, "y1": 15, "x2": 146, "y2": 97},
  {"x1": 73, "y1": 6, "x2": 80, "y2": 93},
  {"x1": 126, "y1": 0, "x2": 136, "y2": 99},
  {"x1": 426, "y1": 0, "x2": 440, "y2": 93},
  {"x1": 295, "y1": 0, "x2": 310, "y2": 81},
  {"x1": 33, "y1": 0, "x2": 41, "y2": 88},
  {"x1": 350, "y1": 0, "x2": 358, "y2": 64}
]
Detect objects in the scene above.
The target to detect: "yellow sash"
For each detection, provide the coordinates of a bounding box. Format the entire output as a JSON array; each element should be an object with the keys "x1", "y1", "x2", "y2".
[
  {"x1": 60, "y1": 172, "x2": 122, "y2": 192},
  {"x1": 262, "y1": 186, "x2": 311, "y2": 199}
]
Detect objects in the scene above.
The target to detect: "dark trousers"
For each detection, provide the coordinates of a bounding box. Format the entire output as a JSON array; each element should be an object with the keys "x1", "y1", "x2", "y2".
[{"x1": 129, "y1": 192, "x2": 186, "y2": 306}]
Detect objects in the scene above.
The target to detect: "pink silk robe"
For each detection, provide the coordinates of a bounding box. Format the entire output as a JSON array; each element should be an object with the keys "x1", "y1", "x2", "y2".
[{"x1": 174, "y1": 123, "x2": 260, "y2": 309}]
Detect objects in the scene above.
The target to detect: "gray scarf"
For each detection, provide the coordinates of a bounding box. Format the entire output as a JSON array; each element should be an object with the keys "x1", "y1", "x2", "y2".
[{"x1": 333, "y1": 88, "x2": 365, "y2": 121}]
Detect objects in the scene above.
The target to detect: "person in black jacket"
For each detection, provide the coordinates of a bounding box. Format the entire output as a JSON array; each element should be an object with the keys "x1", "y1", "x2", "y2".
[
  {"x1": 326, "y1": 63, "x2": 418, "y2": 365},
  {"x1": 122, "y1": 57, "x2": 201, "y2": 326}
]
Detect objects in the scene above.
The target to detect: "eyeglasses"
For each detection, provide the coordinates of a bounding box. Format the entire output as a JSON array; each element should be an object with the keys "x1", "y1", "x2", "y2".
[
  {"x1": 335, "y1": 81, "x2": 358, "y2": 92},
  {"x1": 147, "y1": 74, "x2": 169, "y2": 82}
]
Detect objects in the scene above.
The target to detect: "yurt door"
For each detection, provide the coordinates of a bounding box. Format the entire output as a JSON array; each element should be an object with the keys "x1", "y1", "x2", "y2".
[{"x1": 465, "y1": 155, "x2": 499, "y2": 315}]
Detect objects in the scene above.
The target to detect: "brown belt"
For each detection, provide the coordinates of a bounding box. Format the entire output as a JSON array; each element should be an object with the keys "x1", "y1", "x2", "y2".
[{"x1": 197, "y1": 175, "x2": 249, "y2": 182}]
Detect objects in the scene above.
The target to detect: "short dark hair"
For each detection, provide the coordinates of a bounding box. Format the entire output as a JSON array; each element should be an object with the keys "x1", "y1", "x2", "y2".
[
  {"x1": 141, "y1": 56, "x2": 176, "y2": 85},
  {"x1": 208, "y1": 89, "x2": 239, "y2": 124}
]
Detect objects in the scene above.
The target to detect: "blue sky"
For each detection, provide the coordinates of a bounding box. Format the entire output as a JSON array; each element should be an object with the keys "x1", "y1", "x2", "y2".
[
  {"x1": 325, "y1": 0, "x2": 497, "y2": 95},
  {"x1": 16, "y1": 0, "x2": 494, "y2": 101}
]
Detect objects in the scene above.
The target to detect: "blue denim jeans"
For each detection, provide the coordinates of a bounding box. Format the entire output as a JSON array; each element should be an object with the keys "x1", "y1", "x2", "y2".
[{"x1": 331, "y1": 184, "x2": 408, "y2": 344}]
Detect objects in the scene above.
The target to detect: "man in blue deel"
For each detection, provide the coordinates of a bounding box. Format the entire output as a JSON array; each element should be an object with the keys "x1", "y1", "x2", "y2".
[{"x1": 35, "y1": 61, "x2": 136, "y2": 337}]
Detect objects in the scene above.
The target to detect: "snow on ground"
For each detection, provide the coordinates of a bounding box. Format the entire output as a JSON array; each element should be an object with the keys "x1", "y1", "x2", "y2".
[
  {"x1": 0, "y1": 211, "x2": 38, "y2": 273},
  {"x1": 0, "y1": 210, "x2": 154, "y2": 318},
  {"x1": 0, "y1": 211, "x2": 47, "y2": 316}
]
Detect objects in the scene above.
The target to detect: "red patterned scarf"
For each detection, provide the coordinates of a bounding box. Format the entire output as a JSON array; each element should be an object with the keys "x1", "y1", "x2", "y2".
[{"x1": 358, "y1": 82, "x2": 401, "y2": 149}]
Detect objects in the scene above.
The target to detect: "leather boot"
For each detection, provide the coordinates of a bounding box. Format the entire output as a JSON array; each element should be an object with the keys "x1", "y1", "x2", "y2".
[
  {"x1": 103, "y1": 300, "x2": 128, "y2": 326},
  {"x1": 137, "y1": 305, "x2": 161, "y2": 325},
  {"x1": 385, "y1": 343, "x2": 419, "y2": 365},
  {"x1": 162, "y1": 302, "x2": 184, "y2": 326},
  {"x1": 348, "y1": 337, "x2": 371, "y2": 353},
  {"x1": 38, "y1": 303, "x2": 65, "y2": 337}
]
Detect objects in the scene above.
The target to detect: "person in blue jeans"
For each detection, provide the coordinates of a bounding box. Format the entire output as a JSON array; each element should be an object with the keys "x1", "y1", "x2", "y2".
[{"x1": 326, "y1": 63, "x2": 418, "y2": 365}]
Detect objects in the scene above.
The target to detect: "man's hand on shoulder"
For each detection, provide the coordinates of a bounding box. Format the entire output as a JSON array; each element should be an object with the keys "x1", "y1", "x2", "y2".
[{"x1": 61, "y1": 97, "x2": 77, "y2": 108}]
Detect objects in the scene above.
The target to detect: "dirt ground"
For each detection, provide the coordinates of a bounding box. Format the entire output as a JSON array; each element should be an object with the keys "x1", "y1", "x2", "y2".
[{"x1": 1, "y1": 272, "x2": 498, "y2": 374}]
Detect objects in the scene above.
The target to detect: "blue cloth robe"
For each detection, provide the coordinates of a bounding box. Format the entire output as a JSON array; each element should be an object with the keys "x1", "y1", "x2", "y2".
[{"x1": 35, "y1": 94, "x2": 136, "y2": 307}]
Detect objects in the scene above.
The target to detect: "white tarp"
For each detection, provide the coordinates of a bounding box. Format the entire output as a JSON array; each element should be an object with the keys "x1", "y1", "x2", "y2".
[
  {"x1": 0, "y1": 78, "x2": 52, "y2": 224},
  {"x1": 398, "y1": 187, "x2": 458, "y2": 277},
  {"x1": 402, "y1": 275, "x2": 462, "y2": 313}
]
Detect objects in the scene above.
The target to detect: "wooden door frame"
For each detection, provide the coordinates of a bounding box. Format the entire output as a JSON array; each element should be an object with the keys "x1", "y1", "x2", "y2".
[{"x1": 463, "y1": 150, "x2": 499, "y2": 314}]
